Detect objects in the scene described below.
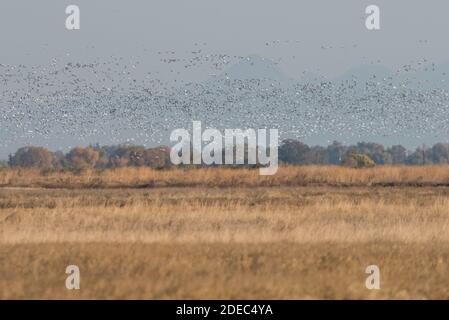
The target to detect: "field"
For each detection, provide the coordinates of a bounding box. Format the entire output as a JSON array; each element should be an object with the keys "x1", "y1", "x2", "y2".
[{"x1": 2, "y1": 166, "x2": 449, "y2": 299}]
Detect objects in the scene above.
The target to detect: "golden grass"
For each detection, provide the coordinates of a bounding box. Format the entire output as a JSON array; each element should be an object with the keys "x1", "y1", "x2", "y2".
[
  {"x1": 2, "y1": 167, "x2": 449, "y2": 299},
  {"x1": 1, "y1": 165, "x2": 449, "y2": 188},
  {"x1": 2, "y1": 186, "x2": 449, "y2": 244},
  {"x1": 3, "y1": 242, "x2": 449, "y2": 299}
]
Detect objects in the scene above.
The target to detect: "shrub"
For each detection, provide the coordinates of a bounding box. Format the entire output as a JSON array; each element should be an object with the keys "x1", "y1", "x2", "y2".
[{"x1": 342, "y1": 153, "x2": 375, "y2": 168}]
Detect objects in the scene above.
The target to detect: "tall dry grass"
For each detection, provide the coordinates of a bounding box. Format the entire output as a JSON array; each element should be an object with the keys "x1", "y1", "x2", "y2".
[
  {"x1": 1, "y1": 165, "x2": 449, "y2": 188},
  {"x1": 3, "y1": 167, "x2": 449, "y2": 299},
  {"x1": 2, "y1": 186, "x2": 449, "y2": 299},
  {"x1": 4, "y1": 242, "x2": 449, "y2": 299},
  {"x1": 2, "y1": 186, "x2": 449, "y2": 244}
]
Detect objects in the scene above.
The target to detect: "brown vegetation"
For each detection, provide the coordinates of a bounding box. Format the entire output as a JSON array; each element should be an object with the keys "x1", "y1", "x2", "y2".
[
  {"x1": 1, "y1": 176, "x2": 449, "y2": 299},
  {"x1": 3, "y1": 242, "x2": 449, "y2": 299},
  {"x1": 1, "y1": 165, "x2": 449, "y2": 189},
  {"x1": 2, "y1": 185, "x2": 449, "y2": 243}
]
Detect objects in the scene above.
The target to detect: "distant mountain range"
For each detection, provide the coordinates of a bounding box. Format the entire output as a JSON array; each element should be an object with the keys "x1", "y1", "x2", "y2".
[{"x1": 212, "y1": 54, "x2": 449, "y2": 89}]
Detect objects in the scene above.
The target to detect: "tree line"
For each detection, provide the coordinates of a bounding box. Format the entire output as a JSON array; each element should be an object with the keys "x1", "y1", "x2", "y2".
[
  {"x1": 6, "y1": 145, "x2": 171, "y2": 170},
  {"x1": 3, "y1": 140, "x2": 449, "y2": 170}
]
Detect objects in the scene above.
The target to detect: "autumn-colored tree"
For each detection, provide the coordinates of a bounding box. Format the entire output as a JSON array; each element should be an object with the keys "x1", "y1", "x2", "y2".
[
  {"x1": 342, "y1": 152, "x2": 375, "y2": 168},
  {"x1": 105, "y1": 146, "x2": 140, "y2": 168},
  {"x1": 8, "y1": 146, "x2": 54, "y2": 169},
  {"x1": 144, "y1": 146, "x2": 171, "y2": 168},
  {"x1": 65, "y1": 147, "x2": 100, "y2": 169}
]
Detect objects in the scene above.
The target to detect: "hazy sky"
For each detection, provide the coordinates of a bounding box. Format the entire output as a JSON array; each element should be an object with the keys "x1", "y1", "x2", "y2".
[
  {"x1": 1, "y1": 0, "x2": 448, "y2": 78},
  {"x1": 1, "y1": 1, "x2": 449, "y2": 158}
]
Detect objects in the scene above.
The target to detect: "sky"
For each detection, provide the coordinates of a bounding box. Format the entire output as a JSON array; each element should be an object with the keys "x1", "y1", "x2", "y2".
[
  {"x1": 1, "y1": 1, "x2": 449, "y2": 158},
  {"x1": 1, "y1": 0, "x2": 448, "y2": 78}
]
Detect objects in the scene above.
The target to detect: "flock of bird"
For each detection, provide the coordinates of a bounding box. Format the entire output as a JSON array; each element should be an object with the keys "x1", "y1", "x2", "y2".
[{"x1": 1, "y1": 42, "x2": 449, "y2": 152}]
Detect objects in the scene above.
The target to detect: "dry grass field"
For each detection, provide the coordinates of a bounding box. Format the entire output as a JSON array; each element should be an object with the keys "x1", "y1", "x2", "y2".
[
  {"x1": 3, "y1": 165, "x2": 449, "y2": 188},
  {"x1": 2, "y1": 166, "x2": 449, "y2": 299}
]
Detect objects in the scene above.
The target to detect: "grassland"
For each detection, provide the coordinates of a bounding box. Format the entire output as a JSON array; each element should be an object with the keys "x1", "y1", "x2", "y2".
[
  {"x1": 2, "y1": 166, "x2": 449, "y2": 299},
  {"x1": 3, "y1": 165, "x2": 449, "y2": 188}
]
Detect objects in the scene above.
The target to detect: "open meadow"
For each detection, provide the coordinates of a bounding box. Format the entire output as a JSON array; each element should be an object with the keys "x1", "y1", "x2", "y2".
[{"x1": 2, "y1": 166, "x2": 449, "y2": 299}]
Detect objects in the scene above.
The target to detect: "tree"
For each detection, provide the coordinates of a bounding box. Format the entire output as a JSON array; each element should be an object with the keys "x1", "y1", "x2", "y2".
[
  {"x1": 305, "y1": 146, "x2": 328, "y2": 164},
  {"x1": 431, "y1": 143, "x2": 449, "y2": 164},
  {"x1": 8, "y1": 147, "x2": 53, "y2": 169},
  {"x1": 105, "y1": 145, "x2": 144, "y2": 168},
  {"x1": 144, "y1": 146, "x2": 171, "y2": 168},
  {"x1": 387, "y1": 145, "x2": 407, "y2": 164},
  {"x1": 326, "y1": 141, "x2": 347, "y2": 164},
  {"x1": 352, "y1": 142, "x2": 391, "y2": 164},
  {"x1": 342, "y1": 152, "x2": 375, "y2": 168},
  {"x1": 52, "y1": 150, "x2": 66, "y2": 170},
  {"x1": 279, "y1": 139, "x2": 310, "y2": 164},
  {"x1": 405, "y1": 146, "x2": 431, "y2": 165},
  {"x1": 65, "y1": 147, "x2": 100, "y2": 169}
]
